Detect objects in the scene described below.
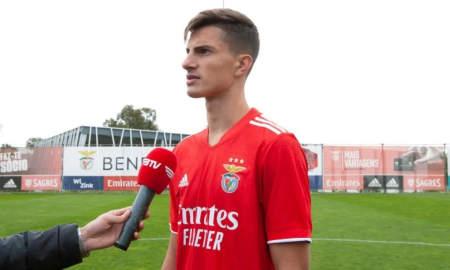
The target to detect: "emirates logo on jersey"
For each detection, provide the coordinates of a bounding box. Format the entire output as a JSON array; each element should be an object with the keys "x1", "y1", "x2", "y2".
[{"x1": 221, "y1": 164, "x2": 246, "y2": 193}]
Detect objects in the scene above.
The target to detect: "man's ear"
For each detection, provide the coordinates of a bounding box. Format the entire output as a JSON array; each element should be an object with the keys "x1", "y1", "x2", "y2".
[{"x1": 235, "y1": 54, "x2": 254, "y2": 77}]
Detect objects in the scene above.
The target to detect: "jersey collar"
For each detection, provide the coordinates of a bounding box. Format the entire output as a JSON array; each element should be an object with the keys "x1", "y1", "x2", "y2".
[{"x1": 201, "y1": 108, "x2": 262, "y2": 148}]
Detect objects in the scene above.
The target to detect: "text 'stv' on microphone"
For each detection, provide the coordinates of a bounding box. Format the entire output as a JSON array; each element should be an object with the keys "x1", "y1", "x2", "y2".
[{"x1": 114, "y1": 147, "x2": 177, "y2": 251}]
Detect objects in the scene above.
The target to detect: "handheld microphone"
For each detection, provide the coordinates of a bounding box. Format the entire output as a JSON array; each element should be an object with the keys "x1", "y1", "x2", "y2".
[{"x1": 114, "y1": 147, "x2": 177, "y2": 251}]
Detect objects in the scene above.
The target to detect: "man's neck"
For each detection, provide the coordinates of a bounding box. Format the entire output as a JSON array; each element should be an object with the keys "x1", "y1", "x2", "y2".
[{"x1": 205, "y1": 88, "x2": 249, "y2": 147}]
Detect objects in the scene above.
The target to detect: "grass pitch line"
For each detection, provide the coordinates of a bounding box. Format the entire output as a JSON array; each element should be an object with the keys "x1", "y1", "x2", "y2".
[
  {"x1": 139, "y1": 238, "x2": 450, "y2": 247},
  {"x1": 314, "y1": 238, "x2": 450, "y2": 247}
]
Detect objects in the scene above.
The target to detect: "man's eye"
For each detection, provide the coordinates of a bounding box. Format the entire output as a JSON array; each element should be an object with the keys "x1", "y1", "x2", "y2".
[{"x1": 201, "y1": 49, "x2": 209, "y2": 54}]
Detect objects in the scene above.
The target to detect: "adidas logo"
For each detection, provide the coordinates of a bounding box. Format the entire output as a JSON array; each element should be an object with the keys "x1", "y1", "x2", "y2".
[
  {"x1": 368, "y1": 178, "x2": 382, "y2": 188},
  {"x1": 178, "y1": 174, "x2": 189, "y2": 188},
  {"x1": 386, "y1": 178, "x2": 399, "y2": 188},
  {"x1": 4, "y1": 179, "x2": 17, "y2": 188}
]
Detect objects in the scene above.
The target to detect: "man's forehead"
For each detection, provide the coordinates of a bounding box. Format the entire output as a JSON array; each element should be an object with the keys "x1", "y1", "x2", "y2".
[{"x1": 186, "y1": 26, "x2": 226, "y2": 48}]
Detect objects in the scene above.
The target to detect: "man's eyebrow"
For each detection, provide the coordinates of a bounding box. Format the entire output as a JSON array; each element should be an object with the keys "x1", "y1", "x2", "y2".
[{"x1": 186, "y1": 45, "x2": 215, "y2": 53}]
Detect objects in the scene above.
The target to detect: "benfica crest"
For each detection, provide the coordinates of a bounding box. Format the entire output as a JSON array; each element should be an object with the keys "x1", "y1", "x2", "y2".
[
  {"x1": 331, "y1": 151, "x2": 340, "y2": 161},
  {"x1": 78, "y1": 150, "x2": 96, "y2": 170},
  {"x1": 221, "y1": 164, "x2": 246, "y2": 193}
]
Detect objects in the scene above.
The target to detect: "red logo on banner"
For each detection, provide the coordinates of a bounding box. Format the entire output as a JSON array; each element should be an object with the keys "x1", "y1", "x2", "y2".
[
  {"x1": 104, "y1": 176, "x2": 140, "y2": 191},
  {"x1": 403, "y1": 175, "x2": 445, "y2": 191},
  {"x1": 323, "y1": 176, "x2": 363, "y2": 190},
  {"x1": 21, "y1": 176, "x2": 61, "y2": 190}
]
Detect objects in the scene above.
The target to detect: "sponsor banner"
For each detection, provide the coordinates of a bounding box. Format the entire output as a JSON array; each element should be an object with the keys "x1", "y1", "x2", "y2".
[
  {"x1": 0, "y1": 176, "x2": 22, "y2": 191},
  {"x1": 21, "y1": 175, "x2": 61, "y2": 190},
  {"x1": 63, "y1": 176, "x2": 104, "y2": 190},
  {"x1": 383, "y1": 145, "x2": 445, "y2": 191},
  {"x1": 104, "y1": 176, "x2": 139, "y2": 191},
  {"x1": 323, "y1": 175, "x2": 363, "y2": 190},
  {"x1": 324, "y1": 145, "x2": 446, "y2": 191},
  {"x1": 0, "y1": 147, "x2": 62, "y2": 175},
  {"x1": 363, "y1": 175, "x2": 385, "y2": 191},
  {"x1": 63, "y1": 147, "x2": 173, "y2": 176},
  {"x1": 302, "y1": 145, "x2": 323, "y2": 176},
  {"x1": 323, "y1": 146, "x2": 383, "y2": 175},
  {"x1": 362, "y1": 175, "x2": 404, "y2": 191},
  {"x1": 309, "y1": 176, "x2": 323, "y2": 190},
  {"x1": 402, "y1": 175, "x2": 445, "y2": 191},
  {"x1": 384, "y1": 175, "x2": 403, "y2": 190},
  {"x1": 382, "y1": 146, "x2": 445, "y2": 175}
]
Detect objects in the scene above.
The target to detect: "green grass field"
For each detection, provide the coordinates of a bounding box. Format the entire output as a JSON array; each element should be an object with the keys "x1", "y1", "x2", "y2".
[{"x1": 1, "y1": 192, "x2": 449, "y2": 269}]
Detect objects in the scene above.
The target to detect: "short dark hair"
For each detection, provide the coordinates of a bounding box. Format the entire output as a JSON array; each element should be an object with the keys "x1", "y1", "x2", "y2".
[{"x1": 185, "y1": 8, "x2": 260, "y2": 70}]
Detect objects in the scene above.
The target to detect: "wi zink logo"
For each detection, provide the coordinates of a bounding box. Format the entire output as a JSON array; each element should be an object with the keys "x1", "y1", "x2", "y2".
[
  {"x1": 78, "y1": 151, "x2": 96, "y2": 170},
  {"x1": 73, "y1": 178, "x2": 94, "y2": 189},
  {"x1": 143, "y1": 159, "x2": 161, "y2": 169}
]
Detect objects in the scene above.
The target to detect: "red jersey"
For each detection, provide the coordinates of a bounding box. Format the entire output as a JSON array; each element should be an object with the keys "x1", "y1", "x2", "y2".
[{"x1": 169, "y1": 108, "x2": 312, "y2": 270}]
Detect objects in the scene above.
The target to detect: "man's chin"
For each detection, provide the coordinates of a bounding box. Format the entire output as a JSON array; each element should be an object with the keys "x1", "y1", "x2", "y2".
[{"x1": 186, "y1": 90, "x2": 204, "y2": 99}]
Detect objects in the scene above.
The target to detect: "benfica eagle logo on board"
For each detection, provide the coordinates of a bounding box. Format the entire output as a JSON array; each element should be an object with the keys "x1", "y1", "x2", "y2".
[
  {"x1": 78, "y1": 150, "x2": 96, "y2": 170},
  {"x1": 221, "y1": 164, "x2": 246, "y2": 193}
]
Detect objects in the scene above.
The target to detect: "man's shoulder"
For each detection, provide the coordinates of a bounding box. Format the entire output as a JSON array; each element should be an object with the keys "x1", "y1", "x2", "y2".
[{"x1": 246, "y1": 113, "x2": 298, "y2": 144}]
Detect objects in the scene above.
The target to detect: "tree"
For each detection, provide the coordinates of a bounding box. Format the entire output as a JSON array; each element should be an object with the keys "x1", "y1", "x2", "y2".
[
  {"x1": 1, "y1": 143, "x2": 12, "y2": 148},
  {"x1": 26, "y1": 137, "x2": 43, "y2": 147},
  {"x1": 103, "y1": 105, "x2": 158, "y2": 130}
]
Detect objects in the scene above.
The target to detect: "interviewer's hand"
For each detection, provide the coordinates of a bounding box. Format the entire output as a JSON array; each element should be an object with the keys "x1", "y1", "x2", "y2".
[{"x1": 80, "y1": 206, "x2": 150, "y2": 252}]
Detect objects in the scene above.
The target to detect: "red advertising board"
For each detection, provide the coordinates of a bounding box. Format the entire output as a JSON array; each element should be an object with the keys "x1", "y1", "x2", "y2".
[
  {"x1": 402, "y1": 175, "x2": 445, "y2": 191},
  {"x1": 323, "y1": 145, "x2": 445, "y2": 191},
  {"x1": 0, "y1": 147, "x2": 62, "y2": 175},
  {"x1": 323, "y1": 146, "x2": 382, "y2": 190},
  {"x1": 21, "y1": 175, "x2": 62, "y2": 190},
  {"x1": 103, "y1": 176, "x2": 140, "y2": 191}
]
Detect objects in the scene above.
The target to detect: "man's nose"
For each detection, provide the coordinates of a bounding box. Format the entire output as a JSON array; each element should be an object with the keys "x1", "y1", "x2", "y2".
[{"x1": 182, "y1": 53, "x2": 196, "y2": 70}]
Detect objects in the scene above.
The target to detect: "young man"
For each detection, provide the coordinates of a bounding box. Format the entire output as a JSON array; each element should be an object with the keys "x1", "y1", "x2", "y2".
[{"x1": 162, "y1": 8, "x2": 312, "y2": 270}]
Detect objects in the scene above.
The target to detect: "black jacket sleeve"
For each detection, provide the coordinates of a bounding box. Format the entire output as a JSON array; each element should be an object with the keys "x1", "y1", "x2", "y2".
[{"x1": 0, "y1": 223, "x2": 83, "y2": 270}]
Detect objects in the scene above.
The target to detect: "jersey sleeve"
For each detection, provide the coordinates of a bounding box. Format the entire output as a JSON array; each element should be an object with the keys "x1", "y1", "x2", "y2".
[
  {"x1": 168, "y1": 147, "x2": 181, "y2": 235},
  {"x1": 260, "y1": 133, "x2": 312, "y2": 244},
  {"x1": 168, "y1": 178, "x2": 179, "y2": 234}
]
